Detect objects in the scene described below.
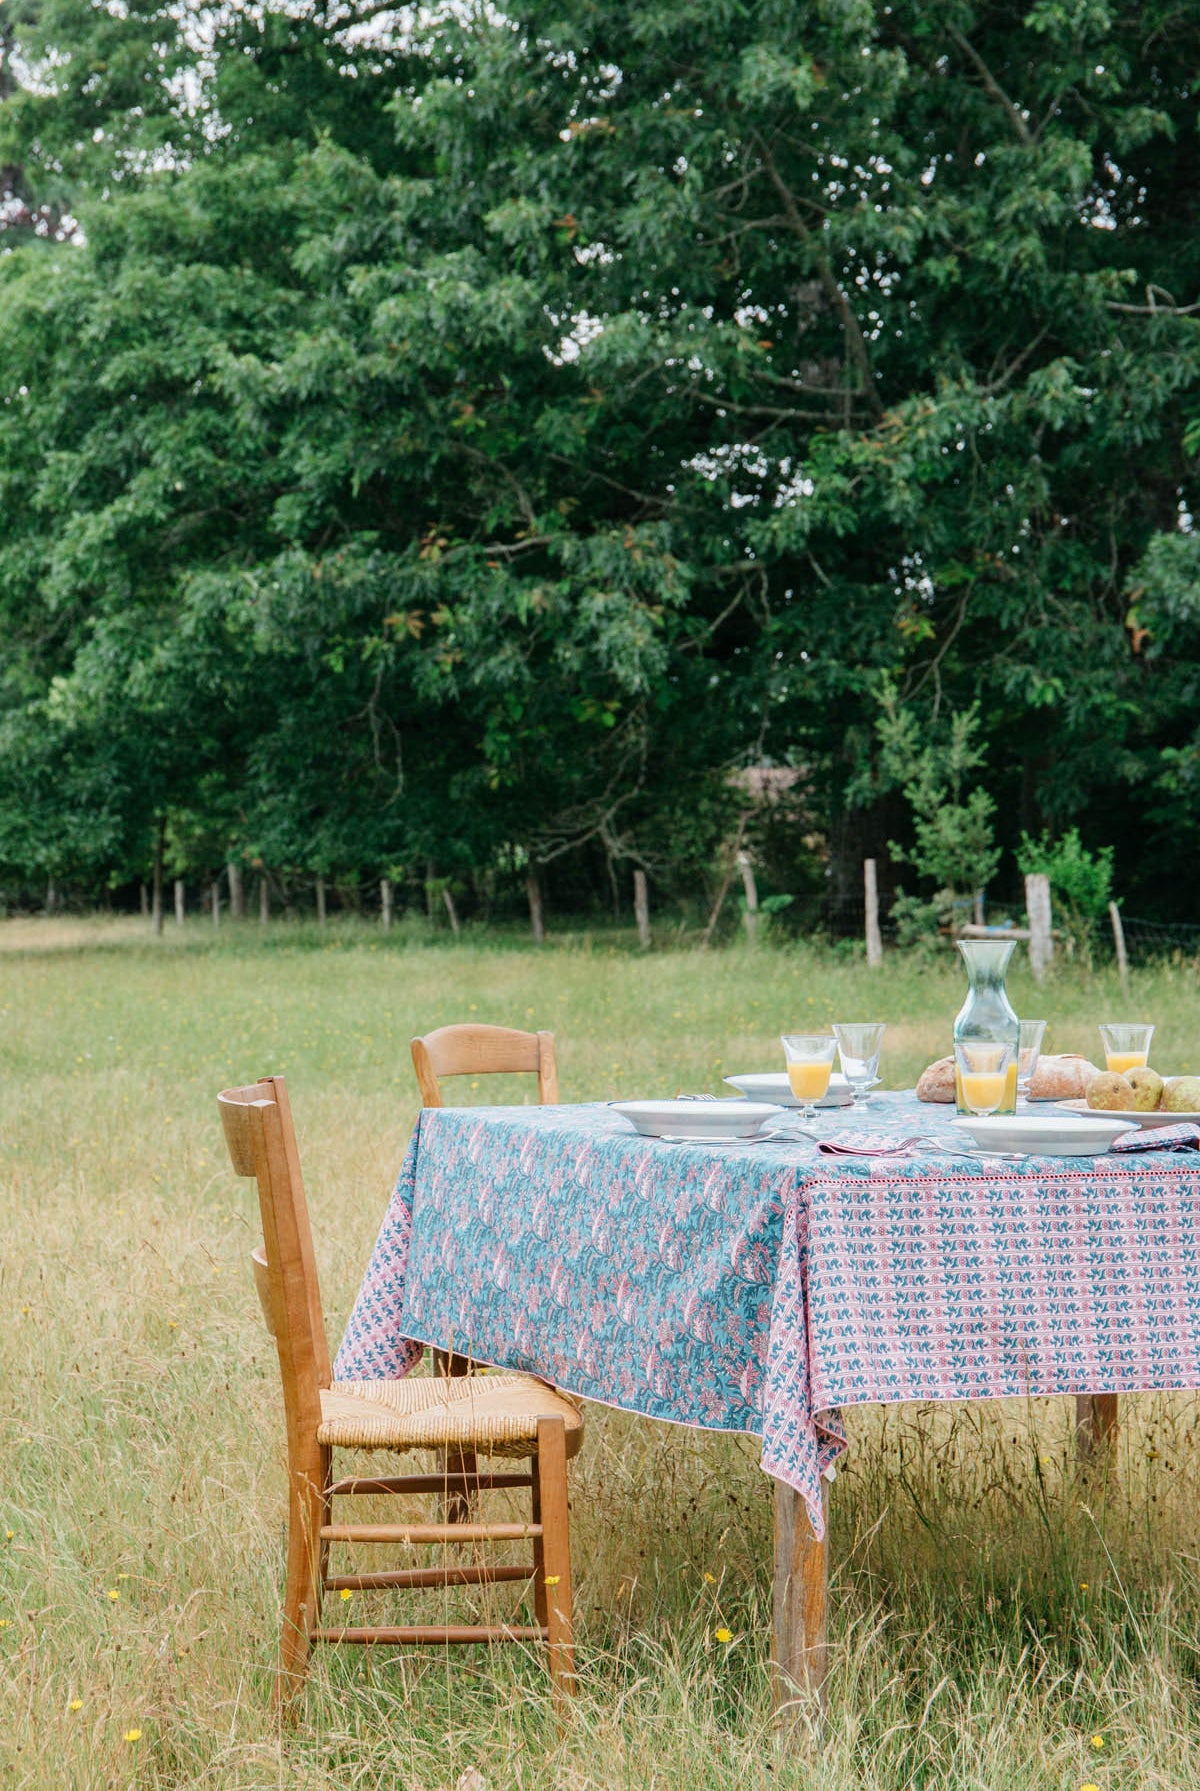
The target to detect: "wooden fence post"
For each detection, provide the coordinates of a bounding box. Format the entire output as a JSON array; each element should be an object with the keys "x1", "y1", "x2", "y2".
[
  {"x1": 1025, "y1": 873, "x2": 1053, "y2": 982},
  {"x1": 174, "y1": 878, "x2": 185, "y2": 927},
  {"x1": 527, "y1": 868, "x2": 545, "y2": 945},
  {"x1": 152, "y1": 822, "x2": 165, "y2": 937},
  {"x1": 381, "y1": 877, "x2": 393, "y2": 930},
  {"x1": 864, "y1": 859, "x2": 883, "y2": 967},
  {"x1": 1109, "y1": 901, "x2": 1129, "y2": 991},
  {"x1": 259, "y1": 875, "x2": 270, "y2": 925},
  {"x1": 738, "y1": 851, "x2": 760, "y2": 946},
  {"x1": 633, "y1": 869, "x2": 651, "y2": 950},
  {"x1": 227, "y1": 860, "x2": 244, "y2": 919},
  {"x1": 211, "y1": 880, "x2": 220, "y2": 927},
  {"x1": 315, "y1": 875, "x2": 327, "y2": 926}
]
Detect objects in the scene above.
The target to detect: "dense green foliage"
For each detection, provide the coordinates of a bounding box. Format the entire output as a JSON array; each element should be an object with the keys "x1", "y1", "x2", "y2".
[{"x1": 2, "y1": 1, "x2": 1199, "y2": 922}]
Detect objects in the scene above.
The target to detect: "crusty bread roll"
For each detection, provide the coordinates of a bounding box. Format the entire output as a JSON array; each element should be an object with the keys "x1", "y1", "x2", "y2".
[
  {"x1": 1028, "y1": 1053, "x2": 1100, "y2": 1101},
  {"x1": 916, "y1": 1056, "x2": 956, "y2": 1102}
]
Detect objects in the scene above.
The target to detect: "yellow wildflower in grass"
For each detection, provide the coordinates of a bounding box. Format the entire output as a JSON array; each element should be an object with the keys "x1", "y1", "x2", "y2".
[
  {"x1": 0, "y1": 1619, "x2": 11, "y2": 1630},
  {"x1": 1080, "y1": 1582, "x2": 1088, "y2": 1591},
  {"x1": 339, "y1": 1588, "x2": 352, "y2": 1602},
  {"x1": 123, "y1": 1728, "x2": 142, "y2": 1743},
  {"x1": 4, "y1": 1531, "x2": 12, "y2": 1542},
  {"x1": 68, "y1": 1699, "x2": 82, "y2": 1712},
  {"x1": 1090, "y1": 1734, "x2": 1105, "y2": 1749},
  {"x1": 714, "y1": 1627, "x2": 733, "y2": 1644},
  {"x1": 703, "y1": 1572, "x2": 716, "y2": 1584},
  {"x1": 544, "y1": 1575, "x2": 561, "y2": 1587},
  {"x1": 1082, "y1": 1784, "x2": 1100, "y2": 1791},
  {"x1": 107, "y1": 1589, "x2": 120, "y2": 1602}
]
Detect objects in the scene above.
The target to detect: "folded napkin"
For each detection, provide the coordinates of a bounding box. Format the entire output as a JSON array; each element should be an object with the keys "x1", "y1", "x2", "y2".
[
  {"x1": 816, "y1": 1131, "x2": 916, "y2": 1158},
  {"x1": 1110, "y1": 1123, "x2": 1200, "y2": 1153}
]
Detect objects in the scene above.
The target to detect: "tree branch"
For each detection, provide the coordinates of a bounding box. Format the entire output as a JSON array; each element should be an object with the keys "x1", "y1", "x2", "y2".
[{"x1": 947, "y1": 27, "x2": 1034, "y2": 146}]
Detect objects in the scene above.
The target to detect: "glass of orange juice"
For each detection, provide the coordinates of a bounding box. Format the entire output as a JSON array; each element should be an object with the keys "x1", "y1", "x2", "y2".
[
  {"x1": 1098, "y1": 1022, "x2": 1154, "y2": 1075},
  {"x1": 781, "y1": 1034, "x2": 839, "y2": 1120},
  {"x1": 954, "y1": 1041, "x2": 1016, "y2": 1116}
]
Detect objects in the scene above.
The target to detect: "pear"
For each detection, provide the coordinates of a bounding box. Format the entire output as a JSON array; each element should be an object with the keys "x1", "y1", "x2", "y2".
[
  {"x1": 1086, "y1": 1071, "x2": 1136, "y2": 1111},
  {"x1": 1162, "y1": 1075, "x2": 1200, "y2": 1114},
  {"x1": 1126, "y1": 1066, "x2": 1165, "y2": 1112}
]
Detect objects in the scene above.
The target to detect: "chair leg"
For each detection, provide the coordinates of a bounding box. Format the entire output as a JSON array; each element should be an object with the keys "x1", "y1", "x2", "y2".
[
  {"x1": 534, "y1": 1416, "x2": 574, "y2": 1704},
  {"x1": 278, "y1": 1456, "x2": 329, "y2": 1715}
]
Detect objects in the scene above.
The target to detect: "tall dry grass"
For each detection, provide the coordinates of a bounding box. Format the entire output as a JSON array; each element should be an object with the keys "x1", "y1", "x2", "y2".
[{"x1": 1, "y1": 916, "x2": 1198, "y2": 1788}]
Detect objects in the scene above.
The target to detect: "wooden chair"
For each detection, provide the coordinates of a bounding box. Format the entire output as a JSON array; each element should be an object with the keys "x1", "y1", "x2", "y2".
[
  {"x1": 218, "y1": 1075, "x2": 582, "y2": 1710},
  {"x1": 411, "y1": 1024, "x2": 559, "y2": 1108}
]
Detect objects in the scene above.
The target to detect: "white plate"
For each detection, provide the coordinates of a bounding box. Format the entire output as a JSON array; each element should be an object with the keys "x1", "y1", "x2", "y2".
[
  {"x1": 953, "y1": 1113, "x2": 1139, "y2": 1156},
  {"x1": 1055, "y1": 1098, "x2": 1200, "y2": 1129},
  {"x1": 610, "y1": 1099, "x2": 783, "y2": 1140},
  {"x1": 723, "y1": 1072, "x2": 855, "y2": 1110}
]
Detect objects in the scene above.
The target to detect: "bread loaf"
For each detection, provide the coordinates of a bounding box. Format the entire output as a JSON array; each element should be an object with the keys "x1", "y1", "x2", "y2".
[
  {"x1": 1027, "y1": 1053, "x2": 1100, "y2": 1101},
  {"x1": 916, "y1": 1056, "x2": 956, "y2": 1102}
]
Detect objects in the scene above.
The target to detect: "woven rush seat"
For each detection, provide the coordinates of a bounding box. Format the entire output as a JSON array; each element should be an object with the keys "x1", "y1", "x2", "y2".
[{"x1": 319, "y1": 1373, "x2": 584, "y2": 1457}]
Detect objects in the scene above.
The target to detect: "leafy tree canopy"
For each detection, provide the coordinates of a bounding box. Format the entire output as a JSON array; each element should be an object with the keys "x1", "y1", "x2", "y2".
[{"x1": 1, "y1": 0, "x2": 1199, "y2": 921}]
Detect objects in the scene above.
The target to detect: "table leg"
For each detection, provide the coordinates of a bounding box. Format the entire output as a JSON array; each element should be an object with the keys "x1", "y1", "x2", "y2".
[
  {"x1": 1076, "y1": 1393, "x2": 1119, "y2": 1466},
  {"x1": 773, "y1": 1478, "x2": 828, "y2": 1741}
]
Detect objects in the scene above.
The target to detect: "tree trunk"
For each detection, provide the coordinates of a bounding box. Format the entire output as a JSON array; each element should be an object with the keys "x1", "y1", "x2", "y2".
[
  {"x1": 442, "y1": 885, "x2": 462, "y2": 937},
  {"x1": 174, "y1": 878, "x2": 185, "y2": 927},
  {"x1": 633, "y1": 869, "x2": 651, "y2": 950},
  {"x1": 151, "y1": 821, "x2": 165, "y2": 937},
  {"x1": 259, "y1": 875, "x2": 270, "y2": 926},
  {"x1": 381, "y1": 877, "x2": 394, "y2": 930},
  {"x1": 527, "y1": 867, "x2": 545, "y2": 945},
  {"x1": 44, "y1": 879, "x2": 57, "y2": 915},
  {"x1": 738, "y1": 850, "x2": 760, "y2": 946},
  {"x1": 139, "y1": 882, "x2": 149, "y2": 919},
  {"x1": 211, "y1": 880, "x2": 220, "y2": 927},
  {"x1": 315, "y1": 875, "x2": 326, "y2": 926},
  {"x1": 227, "y1": 860, "x2": 244, "y2": 920}
]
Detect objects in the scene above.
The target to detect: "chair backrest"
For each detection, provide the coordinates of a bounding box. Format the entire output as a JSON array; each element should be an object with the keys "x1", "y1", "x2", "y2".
[
  {"x1": 410, "y1": 1023, "x2": 559, "y2": 1107},
  {"x1": 218, "y1": 1076, "x2": 330, "y2": 1458}
]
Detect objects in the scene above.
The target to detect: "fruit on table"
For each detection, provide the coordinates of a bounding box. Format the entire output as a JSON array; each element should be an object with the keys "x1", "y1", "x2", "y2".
[
  {"x1": 1126, "y1": 1066, "x2": 1165, "y2": 1112},
  {"x1": 1086, "y1": 1071, "x2": 1136, "y2": 1111},
  {"x1": 1162, "y1": 1075, "x2": 1200, "y2": 1113}
]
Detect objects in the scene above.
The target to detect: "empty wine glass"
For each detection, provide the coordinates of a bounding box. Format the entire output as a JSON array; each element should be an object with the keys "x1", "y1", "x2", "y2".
[
  {"x1": 832, "y1": 1022, "x2": 886, "y2": 1107},
  {"x1": 1017, "y1": 1019, "x2": 1046, "y2": 1100},
  {"x1": 780, "y1": 1034, "x2": 838, "y2": 1122}
]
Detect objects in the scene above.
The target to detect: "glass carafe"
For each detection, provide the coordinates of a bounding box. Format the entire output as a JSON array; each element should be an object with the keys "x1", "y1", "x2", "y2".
[{"x1": 953, "y1": 939, "x2": 1020, "y2": 1115}]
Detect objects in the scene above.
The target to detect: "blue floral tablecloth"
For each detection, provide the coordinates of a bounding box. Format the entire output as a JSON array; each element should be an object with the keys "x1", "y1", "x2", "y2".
[{"x1": 335, "y1": 1096, "x2": 1200, "y2": 1540}]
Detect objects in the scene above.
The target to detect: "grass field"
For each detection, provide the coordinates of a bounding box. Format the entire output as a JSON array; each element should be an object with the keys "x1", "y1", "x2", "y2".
[{"x1": 1, "y1": 915, "x2": 1198, "y2": 1790}]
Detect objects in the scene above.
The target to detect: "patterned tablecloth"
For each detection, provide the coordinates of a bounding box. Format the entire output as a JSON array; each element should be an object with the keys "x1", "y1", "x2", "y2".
[{"x1": 334, "y1": 1095, "x2": 1200, "y2": 1540}]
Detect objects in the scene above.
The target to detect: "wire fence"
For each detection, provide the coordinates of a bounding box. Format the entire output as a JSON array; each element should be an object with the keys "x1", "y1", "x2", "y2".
[{"x1": 822, "y1": 891, "x2": 1200, "y2": 964}]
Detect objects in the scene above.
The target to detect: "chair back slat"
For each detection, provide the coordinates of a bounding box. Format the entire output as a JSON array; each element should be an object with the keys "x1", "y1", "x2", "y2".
[
  {"x1": 411, "y1": 1025, "x2": 558, "y2": 1107},
  {"x1": 218, "y1": 1077, "x2": 329, "y2": 1454}
]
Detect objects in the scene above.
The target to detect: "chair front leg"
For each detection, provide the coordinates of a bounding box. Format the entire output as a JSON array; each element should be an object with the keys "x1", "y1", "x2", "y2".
[{"x1": 535, "y1": 1416, "x2": 575, "y2": 1705}]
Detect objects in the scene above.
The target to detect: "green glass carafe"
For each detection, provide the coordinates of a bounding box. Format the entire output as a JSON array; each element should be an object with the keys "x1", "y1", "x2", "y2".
[{"x1": 953, "y1": 939, "x2": 1020, "y2": 1115}]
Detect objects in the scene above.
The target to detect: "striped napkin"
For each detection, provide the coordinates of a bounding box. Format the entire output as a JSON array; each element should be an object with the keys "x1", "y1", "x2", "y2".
[{"x1": 1111, "y1": 1123, "x2": 1200, "y2": 1153}]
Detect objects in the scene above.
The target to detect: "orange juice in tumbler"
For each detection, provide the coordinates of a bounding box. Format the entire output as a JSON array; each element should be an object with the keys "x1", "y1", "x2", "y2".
[
  {"x1": 1105, "y1": 1050, "x2": 1147, "y2": 1076},
  {"x1": 788, "y1": 1060, "x2": 832, "y2": 1103},
  {"x1": 954, "y1": 1054, "x2": 1018, "y2": 1116}
]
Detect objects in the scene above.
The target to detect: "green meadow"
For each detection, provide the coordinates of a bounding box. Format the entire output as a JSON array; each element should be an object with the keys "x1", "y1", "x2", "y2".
[{"x1": 2, "y1": 915, "x2": 1198, "y2": 1790}]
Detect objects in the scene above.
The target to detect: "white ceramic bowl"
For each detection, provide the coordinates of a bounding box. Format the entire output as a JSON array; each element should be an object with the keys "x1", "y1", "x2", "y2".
[
  {"x1": 953, "y1": 1113, "x2": 1139, "y2": 1156},
  {"x1": 610, "y1": 1099, "x2": 783, "y2": 1140},
  {"x1": 723, "y1": 1071, "x2": 855, "y2": 1110}
]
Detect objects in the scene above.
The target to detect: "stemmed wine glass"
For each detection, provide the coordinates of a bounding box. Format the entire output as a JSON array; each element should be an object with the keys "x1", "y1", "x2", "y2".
[
  {"x1": 1016, "y1": 1019, "x2": 1047, "y2": 1100},
  {"x1": 780, "y1": 1034, "x2": 838, "y2": 1122},
  {"x1": 832, "y1": 1022, "x2": 886, "y2": 1107}
]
